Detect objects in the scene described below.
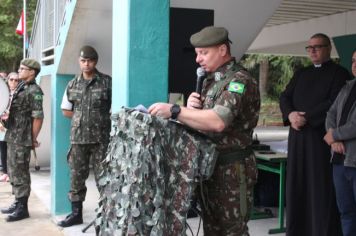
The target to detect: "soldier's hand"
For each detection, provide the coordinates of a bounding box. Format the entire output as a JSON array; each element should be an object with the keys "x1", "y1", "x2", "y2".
[
  {"x1": 148, "y1": 103, "x2": 172, "y2": 119},
  {"x1": 0, "y1": 122, "x2": 5, "y2": 132},
  {"x1": 0, "y1": 110, "x2": 9, "y2": 121},
  {"x1": 32, "y1": 140, "x2": 40, "y2": 148},
  {"x1": 187, "y1": 92, "x2": 202, "y2": 109}
]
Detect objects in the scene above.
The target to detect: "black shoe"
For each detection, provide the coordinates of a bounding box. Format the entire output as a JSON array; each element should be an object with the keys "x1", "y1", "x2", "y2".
[
  {"x1": 6, "y1": 202, "x2": 29, "y2": 222},
  {"x1": 57, "y1": 212, "x2": 83, "y2": 227},
  {"x1": 57, "y1": 201, "x2": 83, "y2": 227},
  {"x1": 1, "y1": 201, "x2": 19, "y2": 214}
]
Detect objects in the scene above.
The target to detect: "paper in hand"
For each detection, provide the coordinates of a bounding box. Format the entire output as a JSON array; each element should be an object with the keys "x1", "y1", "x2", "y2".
[{"x1": 134, "y1": 104, "x2": 149, "y2": 114}]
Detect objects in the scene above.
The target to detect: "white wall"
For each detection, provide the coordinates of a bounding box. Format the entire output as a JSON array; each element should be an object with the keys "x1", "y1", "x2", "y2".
[
  {"x1": 57, "y1": 0, "x2": 113, "y2": 75},
  {"x1": 248, "y1": 10, "x2": 356, "y2": 56}
]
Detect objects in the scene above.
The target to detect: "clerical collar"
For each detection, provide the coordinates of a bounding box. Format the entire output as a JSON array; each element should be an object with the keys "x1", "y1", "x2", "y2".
[{"x1": 313, "y1": 59, "x2": 332, "y2": 68}]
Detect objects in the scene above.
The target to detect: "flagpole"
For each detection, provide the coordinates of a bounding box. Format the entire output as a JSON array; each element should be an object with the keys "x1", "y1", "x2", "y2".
[{"x1": 23, "y1": 0, "x2": 26, "y2": 59}]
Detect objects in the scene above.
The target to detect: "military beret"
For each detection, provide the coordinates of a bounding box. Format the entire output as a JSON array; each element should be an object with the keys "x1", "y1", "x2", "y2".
[
  {"x1": 79, "y1": 45, "x2": 98, "y2": 60},
  {"x1": 21, "y1": 58, "x2": 41, "y2": 71},
  {"x1": 190, "y1": 26, "x2": 231, "y2": 47}
]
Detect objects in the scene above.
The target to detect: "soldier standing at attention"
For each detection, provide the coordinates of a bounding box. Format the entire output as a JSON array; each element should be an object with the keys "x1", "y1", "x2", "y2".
[
  {"x1": 148, "y1": 26, "x2": 260, "y2": 235},
  {"x1": 58, "y1": 45, "x2": 112, "y2": 227},
  {"x1": 0, "y1": 59, "x2": 44, "y2": 222}
]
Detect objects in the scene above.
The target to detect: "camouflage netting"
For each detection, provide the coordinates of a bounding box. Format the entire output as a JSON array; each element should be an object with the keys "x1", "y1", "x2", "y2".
[{"x1": 95, "y1": 108, "x2": 218, "y2": 236}]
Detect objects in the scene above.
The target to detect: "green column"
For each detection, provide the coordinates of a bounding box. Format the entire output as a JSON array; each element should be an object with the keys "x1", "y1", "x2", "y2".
[
  {"x1": 112, "y1": 0, "x2": 169, "y2": 112},
  {"x1": 333, "y1": 34, "x2": 356, "y2": 75},
  {"x1": 51, "y1": 74, "x2": 73, "y2": 215}
]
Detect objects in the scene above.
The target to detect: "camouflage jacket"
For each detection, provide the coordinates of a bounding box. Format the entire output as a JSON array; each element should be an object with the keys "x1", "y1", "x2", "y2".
[
  {"x1": 66, "y1": 70, "x2": 112, "y2": 144},
  {"x1": 201, "y1": 58, "x2": 260, "y2": 151},
  {"x1": 5, "y1": 79, "x2": 44, "y2": 146},
  {"x1": 95, "y1": 109, "x2": 218, "y2": 236}
]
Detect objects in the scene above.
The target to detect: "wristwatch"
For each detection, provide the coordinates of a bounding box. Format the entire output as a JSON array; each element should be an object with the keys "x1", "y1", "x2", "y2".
[{"x1": 170, "y1": 104, "x2": 181, "y2": 120}]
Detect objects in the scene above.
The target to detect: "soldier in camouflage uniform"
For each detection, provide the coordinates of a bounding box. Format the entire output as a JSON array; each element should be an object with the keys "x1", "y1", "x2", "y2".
[
  {"x1": 148, "y1": 26, "x2": 260, "y2": 235},
  {"x1": 0, "y1": 59, "x2": 44, "y2": 222},
  {"x1": 58, "y1": 45, "x2": 112, "y2": 227}
]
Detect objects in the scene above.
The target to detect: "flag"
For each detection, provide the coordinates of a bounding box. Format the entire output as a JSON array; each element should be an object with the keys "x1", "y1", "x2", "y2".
[
  {"x1": 16, "y1": 11, "x2": 24, "y2": 35},
  {"x1": 228, "y1": 82, "x2": 246, "y2": 94}
]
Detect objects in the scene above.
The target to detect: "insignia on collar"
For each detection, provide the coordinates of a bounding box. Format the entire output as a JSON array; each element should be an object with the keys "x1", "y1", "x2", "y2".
[
  {"x1": 228, "y1": 82, "x2": 245, "y2": 94},
  {"x1": 215, "y1": 72, "x2": 222, "y2": 81}
]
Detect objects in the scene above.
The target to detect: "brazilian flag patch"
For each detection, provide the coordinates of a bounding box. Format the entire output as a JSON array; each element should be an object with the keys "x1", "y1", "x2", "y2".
[{"x1": 228, "y1": 82, "x2": 245, "y2": 94}]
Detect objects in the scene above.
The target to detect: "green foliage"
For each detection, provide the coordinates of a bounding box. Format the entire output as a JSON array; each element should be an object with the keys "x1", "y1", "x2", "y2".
[
  {"x1": 241, "y1": 54, "x2": 311, "y2": 100},
  {"x1": 0, "y1": 0, "x2": 37, "y2": 72},
  {"x1": 268, "y1": 55, "x2": 311, "y2": 100}
]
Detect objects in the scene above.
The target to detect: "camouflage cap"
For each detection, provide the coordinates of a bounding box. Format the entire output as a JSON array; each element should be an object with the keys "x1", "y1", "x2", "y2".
[
  {"x1": 79, "y1": 45, "x2": 98, "y2": 60},
  {"x1": 21, "y1": 58, "x2": 41, "y2": 71},
  {"x1": 190, "y1": 26, "x2": 231, "y2": 47}
]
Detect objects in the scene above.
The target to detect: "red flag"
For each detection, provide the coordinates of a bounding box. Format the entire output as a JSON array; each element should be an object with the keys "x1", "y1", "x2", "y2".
[{"x1": 16, "y1": 11, "x2": 24, "y2": 35}]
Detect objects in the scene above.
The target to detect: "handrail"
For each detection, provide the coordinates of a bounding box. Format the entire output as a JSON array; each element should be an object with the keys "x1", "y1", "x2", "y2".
[
  {"x1": 28, "y1": 0, "x2": 71, "y2": 62},
  {"x1": 56, "y1": 0, "x2": 72, "y2": 46},
  {"x1": 28, "y1": 0, "x2": 41, "y2": 55}
]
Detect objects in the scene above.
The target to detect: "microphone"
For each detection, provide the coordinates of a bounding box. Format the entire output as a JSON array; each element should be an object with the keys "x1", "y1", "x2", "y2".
[{"x1": 195, "y1": 67, "x2": 206, "y2": 94}]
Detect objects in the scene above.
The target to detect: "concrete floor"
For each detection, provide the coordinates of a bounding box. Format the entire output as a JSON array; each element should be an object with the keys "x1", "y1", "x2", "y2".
[{"x1": 0, "y1": 169, "x2": 285, "y2": 236}]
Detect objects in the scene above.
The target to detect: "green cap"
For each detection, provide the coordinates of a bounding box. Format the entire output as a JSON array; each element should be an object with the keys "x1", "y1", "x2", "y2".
[
  {"x1": 190, "y1": 26, "x2": 231, "y2": 47},
  {"x1": 21, "y1": 58, "x2": 41, "y2": 71},
  {"x1": 79, "y1": 45, "x2": 98, "y2": 60}
]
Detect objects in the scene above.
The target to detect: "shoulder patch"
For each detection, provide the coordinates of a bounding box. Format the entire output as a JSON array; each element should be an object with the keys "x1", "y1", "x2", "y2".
[
  {"x1": 34, "y1": 94, "x2": 43, "y2": 100},
  {"x1": 228, "y1": 82, "x2": 245, "y2": 94}
]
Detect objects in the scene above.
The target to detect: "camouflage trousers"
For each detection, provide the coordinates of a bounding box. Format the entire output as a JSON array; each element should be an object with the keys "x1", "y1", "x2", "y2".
[
  {"x1": 198, "y1": 154, "x2": 258, "y2": 236},
  {"x1": 7, "y1": 143, "x2": 32, "y2": 198},
  {"x1": 67, "y1": 143, "x2": 108, "y2": 202}
]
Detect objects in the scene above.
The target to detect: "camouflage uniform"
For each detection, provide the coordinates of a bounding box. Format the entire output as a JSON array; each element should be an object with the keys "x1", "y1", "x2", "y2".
[
  {"x1": 198, "y1": 58, "x2": 260, "y2": 236},
  {"x1": 95, "y1": 109, "x2": 218, "y2": 236},
  {"x1": 66, "y1": 69, "x2": 111, "y2": 202},
  {"x1": 5, "y1": 80, "x2": 44, "y2": 198}
]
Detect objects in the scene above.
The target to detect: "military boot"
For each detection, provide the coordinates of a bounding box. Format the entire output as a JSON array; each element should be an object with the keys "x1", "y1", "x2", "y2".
[
  {"x1": 6, "y1": 197, "x2": 30, "y2": 222},
  {"x1": 1, "y1": 200, "x2": 19, "y2": 214},
  {"x1": 57, "y1": 201, "x2": 83, "y2": 227}
]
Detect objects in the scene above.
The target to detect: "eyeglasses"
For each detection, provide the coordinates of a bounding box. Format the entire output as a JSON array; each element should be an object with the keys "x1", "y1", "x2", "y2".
[
  {"x1": 18, "y1": 67, "x2": 31, "y2": 72},
  {"x1": 9, "y1": 78, "x2": 19, "y2": 82},
  {"x1": 305, "y1": 44, "x2": 329, "y2": 52}
]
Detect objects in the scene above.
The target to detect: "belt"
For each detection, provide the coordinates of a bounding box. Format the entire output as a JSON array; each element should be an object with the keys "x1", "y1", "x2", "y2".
[{"x1": 216, "y1": 147, "x2": 253, "y2": 166}]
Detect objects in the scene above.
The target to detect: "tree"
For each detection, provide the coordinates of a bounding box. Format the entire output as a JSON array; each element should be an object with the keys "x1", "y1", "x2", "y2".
[
  {"x1": 0, "y1": 0, "x2": 37, "y2": 72},
  {"x1": 241, "y1": 54, "x2": 311, "y2": 101}
]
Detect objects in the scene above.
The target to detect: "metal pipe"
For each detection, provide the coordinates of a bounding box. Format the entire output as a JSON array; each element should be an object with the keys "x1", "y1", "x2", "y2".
[{"x1": 253, "y1": 126, "x2": 289, "y2": 142}]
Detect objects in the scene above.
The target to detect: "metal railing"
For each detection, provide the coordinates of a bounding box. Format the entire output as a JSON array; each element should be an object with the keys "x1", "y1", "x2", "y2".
[{"x1": 28, "y1": 0, "x2": 69, "y2": 65}]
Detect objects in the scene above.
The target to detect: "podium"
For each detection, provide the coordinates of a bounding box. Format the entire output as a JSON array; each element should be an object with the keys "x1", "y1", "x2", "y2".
[{"x1": 95, "y1": 109, "x2": 218, "y2": 235}]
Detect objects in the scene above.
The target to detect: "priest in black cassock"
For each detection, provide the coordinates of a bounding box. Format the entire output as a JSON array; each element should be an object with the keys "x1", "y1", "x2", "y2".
[{"x1": 280, "y1": 33, "x2": 351, "y2": 236}]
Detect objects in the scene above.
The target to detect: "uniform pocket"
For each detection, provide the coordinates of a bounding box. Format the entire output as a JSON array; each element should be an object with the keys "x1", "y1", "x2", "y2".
[
  {"x1": 244, "y1": 155, "x2": 258, "y2": 185},
  {"x1": 71, "y1": 111, "x2": 81, "y2": 127},
  {"x1": 16, "y1": 149, "x2": 26, "y2": 164},
  {"x1": 91, "y1": 89, "x2": 108, "y2": 108}
]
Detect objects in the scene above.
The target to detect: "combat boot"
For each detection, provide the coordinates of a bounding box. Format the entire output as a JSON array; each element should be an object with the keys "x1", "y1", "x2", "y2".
[
  {"x1": 1, "y1": 200, "x2": 19, "y2": 214},
  {"x1": 57, "y1": 201, "x2": 83, "y2": 227},
  {"x1": 6, "y1": 197, "x2": 30, "y2": 222}
]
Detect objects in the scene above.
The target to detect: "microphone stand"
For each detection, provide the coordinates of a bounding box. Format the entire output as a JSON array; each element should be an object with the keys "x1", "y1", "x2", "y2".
[{"x1": 81, "y1": 219, "x2": 96, "y2": 233}]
